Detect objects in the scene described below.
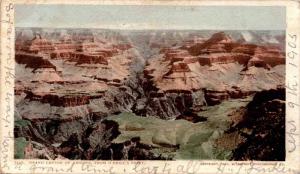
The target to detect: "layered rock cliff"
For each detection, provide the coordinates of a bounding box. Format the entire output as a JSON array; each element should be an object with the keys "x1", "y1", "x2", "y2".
[
  {"x1": 14, "y1": 29, "x2": 285, "y2": 160},
  {"x1": 217, "y1": 88, "x2": 285, "y2": 161},
  {"x1": 139, "y1": 32, "x2": 284, "y2": 119}
]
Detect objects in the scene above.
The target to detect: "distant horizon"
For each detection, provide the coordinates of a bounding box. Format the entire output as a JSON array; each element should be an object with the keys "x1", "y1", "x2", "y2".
[
  {"x1": 15, "y1": 27, "x2": 286, "y2": 32},
  {"x1": 15, "y1": 5, "x2": 286, "y2": 30}
]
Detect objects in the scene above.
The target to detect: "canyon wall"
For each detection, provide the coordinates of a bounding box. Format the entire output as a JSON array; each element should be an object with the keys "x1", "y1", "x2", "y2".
[{"x1": 14, "y1": 29, "x2": 285, "y2": 160}]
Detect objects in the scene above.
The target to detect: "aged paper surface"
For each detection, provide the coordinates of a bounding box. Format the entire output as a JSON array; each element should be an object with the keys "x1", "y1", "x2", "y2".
[{"x1": 0, "y1": 0, "x2": 300, "y2": 173}]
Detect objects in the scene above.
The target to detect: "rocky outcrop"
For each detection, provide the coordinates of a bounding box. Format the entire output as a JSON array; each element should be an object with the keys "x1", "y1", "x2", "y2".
[
  {"x1": 71, "y1": 53, "x2": 109, "y2": 65},
  {"x1": 21, "y1": 34, "x2": 55, "y2": 54},
  {"x1": 185, "y1": 32, "x2": 284, "y2": 68},
  {"x1": 15, "y1": 28, "x2": 141, "y2": 118},
  {"x1": 188, "y1": 32, "x2": 233, "y2": 55},
  {"x1": 25, "y1": 91, "x2": 92, "y2": 107},
  {"x1": 175, "y1": 110, "x2": 207, "y2": 123},
  {"x1": 246, "y1": 57, "x2": 271, "y2": 70},
  {"x1": 164, "y1": 49, "x2": 190, "y2": 61},
  {"x1": 14, "y1": 29, "x2": 286, "y2": 160},
  {"x1": 49, "y1": 40, "x2": 131, "y2": 68},
  {"x1": 16, "y1": 30, "x2": 285, "y2": 121},
  {"x1": 15, "y1": 119, "x2": 49, "y2": 145},
  {"x1": 15, "y1": 119, "x2": 168, "y2": 160},
  {"x1": 197, "y1": 53, "x2": 251, "y2": 66},
  {"x1": 113, "y1": 43, "x2": 132, "y2": 51},
  {"x1": 231, "y1": 44, "x2": 258, "y2": 55},
  {"x1": 50, "y1": 50, "x2": 114, "y2": 62},
  {"x1": 230, "y1": 88, "x2": 285, "y2": 160},
  {"x1": 254, "y1": 47, "x2": 285, "y2": 66},
  {"x1": 52, "y1": 120, "x2": 119, "y2": 159},
  {"x1": 15, "y1": 53, "x2": 57, "y2": 72},
  {"x1": 142, "y1": 31, "x2": 285, "y2": 119},
  {"x1": 165, "y1": 62, "x2": 191, "y2": 75},
  {"x1": 204, "y1": 90, "x2": 230, "y2": 105},
  {"x1": 134, "y1": 81, "x2": 206, "y2": 119}
]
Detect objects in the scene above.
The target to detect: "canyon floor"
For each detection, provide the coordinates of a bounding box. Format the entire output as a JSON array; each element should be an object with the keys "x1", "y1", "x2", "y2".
[{"x1": 14, "y1": 29, "x2": 285, "y2": 160}]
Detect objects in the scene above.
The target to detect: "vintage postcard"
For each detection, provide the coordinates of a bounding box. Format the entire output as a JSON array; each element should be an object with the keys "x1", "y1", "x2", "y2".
[{"x1": 1, "y1": 0, "x2": 300, "y2": 173}]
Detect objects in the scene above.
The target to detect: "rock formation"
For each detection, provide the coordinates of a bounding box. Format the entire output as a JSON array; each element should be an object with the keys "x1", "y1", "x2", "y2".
[
  {"x1": 230, "y1": 88, "x2": 285, "y2": 161},
  {"x1": 14, "y1": 29, "x2": 285, "y2": 160},
  {"x1": 140, "y1": 31, "x2": 284, "y2": 118}
]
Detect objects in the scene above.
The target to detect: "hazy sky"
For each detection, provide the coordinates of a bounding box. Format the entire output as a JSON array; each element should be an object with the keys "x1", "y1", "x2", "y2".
[{"x1": 15, "y1": 5, "x2": 286, "y2": 30}]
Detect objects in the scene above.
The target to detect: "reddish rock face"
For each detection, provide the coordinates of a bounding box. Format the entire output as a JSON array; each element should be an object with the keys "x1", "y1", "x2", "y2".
[
  {"x1": 246, "y1": 57, "x2": 270, "y2": 70},
  {"x1": 50, "y1": 51, "x2": 72, "y2": 59},
  {"x1": 70, "y1": 53, "x2": 109, "y2": 65},
  {"x1": 15, "y1": 29, "x2": 140, "y2": 123},
  {"x1": 167, "y1": 62, "x2": 191, "y2": 74},
  {"x1": 18, "y1": 33, "x2": 132, "y2": 67},
  {"x1": 231, "y1": 44, "x2": 258, "y2": 55},
  {"x1": 253, "y1": 48, "x2": 285, "y2": 66},
  {"x1": 14, "y1": 29, "x2": 285, "y2": 160},
  {"x1": 21, "y1": 35, "x2": 55, "y2": 54},
  {"x1": 25, "y1": 92, "x2": 91, "y2": 107},
  {"x1": 15, "y1": 30, "x2": 285, "y2": 117},
  {"x1": 54, "y1": 43, "x2": 78, "y2": 52},
  {"x1": 144, "y1": 31, "x2": 285, "y2": 111},
  {"x1": 197, "y1": 53, "x2": 251, "y2": 66},
  {"x1": 188, "y1": 32, "x2": 234, "y2": 55},
  {"x1": 164, "y1": 50, "x2": 190, "y2": 60},
  {"x1": 113, "y1": 44, "x2": 132, "y2": 51},
  {"x1": 15, "y1": 53, "x2": 57, "y2": 71},
  {"x1": 155, "y1": 33, "x2": 285, "y2": 91},
  {"x1": 49, "y1": 41, "x2": 129, "y2": 66},
  {"x1": 184, "y1": 32, "x2": 284, "y2": 68},
  {"x1": 204, "y1": 90, "x2": 230, "y2": 105},
  {"x1": 152, "y1": 34, "x2": 284, "y2": 80}
]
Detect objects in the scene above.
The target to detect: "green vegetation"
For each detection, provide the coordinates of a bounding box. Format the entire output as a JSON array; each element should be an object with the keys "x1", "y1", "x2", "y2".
[
  {"x1": 106, "y1": 97, "x2": 251, "y2": 160},
  {"x1": 15, "y1": 119, "x2": 31, "y2": 128},
  {"x1": 14, "y1": 137, "x2": 28, "y2": 159}
]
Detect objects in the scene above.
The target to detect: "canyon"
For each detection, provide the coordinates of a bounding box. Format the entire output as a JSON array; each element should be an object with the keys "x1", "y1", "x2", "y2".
[{"x1": 14, "y1": 28, "x2": 285, "y2": 160}]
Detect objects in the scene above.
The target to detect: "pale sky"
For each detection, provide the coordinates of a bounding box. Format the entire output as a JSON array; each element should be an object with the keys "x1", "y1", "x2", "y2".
[{"x1": 15, "y1": 5, "x2": 286, "y2": 30}]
